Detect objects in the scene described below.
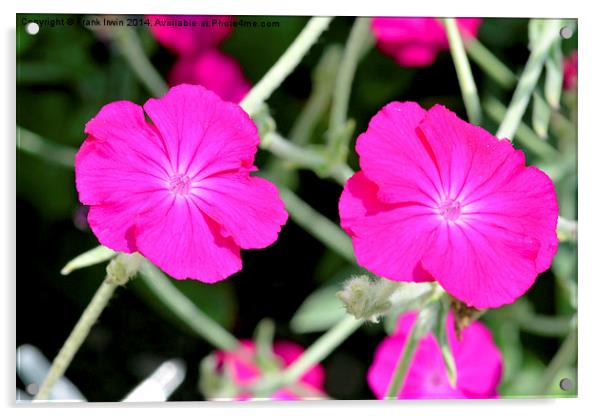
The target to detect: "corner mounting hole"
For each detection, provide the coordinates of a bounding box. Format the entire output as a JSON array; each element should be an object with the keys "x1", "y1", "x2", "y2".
[
  {"x1": 559, "y1": 377, "x2": 573, "y2": 391},
  {"x1": 560, "y1": 26, "x2": 574, "y2": 39}
]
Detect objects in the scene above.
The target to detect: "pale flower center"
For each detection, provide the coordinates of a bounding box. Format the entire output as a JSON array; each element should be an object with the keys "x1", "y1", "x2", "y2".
[
  {"x1": 169, "y1": 174, "x2": 191, "y2": 195},
  {"x1": 438, "y1": 199, "x2": 462, "y2": 221}
]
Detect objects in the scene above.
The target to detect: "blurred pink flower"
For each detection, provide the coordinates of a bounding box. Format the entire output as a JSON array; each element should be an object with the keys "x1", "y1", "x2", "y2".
[
  {"x1": 339, "y1": 102, "x2": 558, "y2": 308},
  {"x1": 215, "y1": 340, "x2": 326, "y2": 400},
  {"x1": 563, "y1": 50, "x2": 578, "y2": 91},
  {"x1": 168, "y1": 49, "x2": 251, "y2": 103},
  {"x1": 368, "y1": 311, "x2": 502, "y2": 399},
  {"x1": 75, "y1": 84, "x2": 287, "y2": 282},
  {"x1": 147, "y1": 15, "x2": 235, "y2": 57},
  {"x1": 371, "y1": 18, "x2": 482, "y2": 67}
]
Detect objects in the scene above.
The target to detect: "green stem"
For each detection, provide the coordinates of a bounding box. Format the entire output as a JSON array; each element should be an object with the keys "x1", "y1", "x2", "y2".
[
  {"x1": 112, "y1": 27, "x2": 168, "y2": 97},
  {"x1": 279, "y1": 186, "x2": 355, "y2": 263},
  {"x1": 466, "y1": 38, "x2": 516, "y2": 89},
  {"x1": 443, "y1": 18, "x2": 482, "y2": 125},
  {"x1": 34, "y1": 278, "x2": 119, "y2": 401},
  {"x1": 483, "y1": 97, "x2": 560, "y2": 161},
  {"x1": 240, "y1": 17, "x2": 333, "y2": 117},
  {"x1": 262, "y1": 132, "x2": 325, "y2": 171},
  {"x1": 17, "y1": 127, "x2": 76, "y2": 169},
  {"x1": 535, "y1": 329, "x2": 577, "y2": 395},
  {"x1": 328, "y1": 17, "x2": 373, "y2": 144},
  {"x1": 289, "y1": 45, "x2": 342, "y2": 145},
  {"x1": 138, "y1": 260, "x2": 239, "y2": 351},
  {"x1": 496, "y1": 19, "x2": 563, "y2": 140},
  {"x1": 384, "y1": 316, "x2": 421, "y2": 399},
  {"x1": 280, "y1": 315, "x2": 363, "y2": 386}
]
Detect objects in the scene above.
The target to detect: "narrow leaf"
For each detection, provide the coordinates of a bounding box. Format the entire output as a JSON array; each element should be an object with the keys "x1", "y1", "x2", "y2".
[{"x1": 60, "y1": 245, "x2": 116, "y2": 275}]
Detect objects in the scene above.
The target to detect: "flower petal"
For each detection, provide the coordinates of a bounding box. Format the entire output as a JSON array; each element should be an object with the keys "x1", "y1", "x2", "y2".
[
  {"x1": 76, "y1": 101, "x2": 171, "y2": 252},
  {"x1": 339, "y1": 172, "x2": 437, "y2": 282},
  {"x1": 190, "y1": 173, "x2": 288, "y2": 249},
  {"x1": 356, "y1": 101, "x2": 443, "y2": 206},
  {"x1": 448, "y1": 316, "x2": 502, "y2": 397},
  {"x1": 143, "y1": 84, "x2": 260, "y2": 180},
  {"x1": 134, "y1": 194, "x2": 242, "y2": 282}
]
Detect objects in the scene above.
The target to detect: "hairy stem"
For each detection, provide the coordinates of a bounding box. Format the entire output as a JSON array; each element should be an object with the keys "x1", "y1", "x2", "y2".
[{"x1": 34, "y1": 278, "x2": 118, "y2": 400}]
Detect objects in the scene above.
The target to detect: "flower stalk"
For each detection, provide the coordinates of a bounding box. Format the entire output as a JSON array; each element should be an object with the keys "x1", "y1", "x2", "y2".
[
  {"x1": 34, "y1": 278, "x2": 119, "y2": 400},
  {"x1": 496, "y1": 19, "x2": 565, "y2": 140},
  {"x1": 240, "y1": 17, "x2": 333, "y2": 117},
  {"x1": 444, "y1": 18, "x2": 482, "y2": 125}
]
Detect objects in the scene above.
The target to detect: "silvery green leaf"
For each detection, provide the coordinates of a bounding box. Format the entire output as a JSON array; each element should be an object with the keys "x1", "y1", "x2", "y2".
[
  {"x1": 60, "y1": 245, "x2": 116, "y2": 275},
  {"x1": 290, "y1": 283, "x2": 346, "y2": 333}
]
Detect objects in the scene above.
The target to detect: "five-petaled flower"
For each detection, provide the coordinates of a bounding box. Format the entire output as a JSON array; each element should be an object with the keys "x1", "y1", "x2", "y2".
[
  {"x1": 75, "y1": 84, "x2": 288, "y2": 283},
  {"x1": 339, "y1": 102, "x2": 558, "y2": 308},
  {"x1": 371, "y1": 17, "x2": 482, "y2": 67},
  {"x1": 368, "y1": 311, "x2": 502, "y2": 399}
]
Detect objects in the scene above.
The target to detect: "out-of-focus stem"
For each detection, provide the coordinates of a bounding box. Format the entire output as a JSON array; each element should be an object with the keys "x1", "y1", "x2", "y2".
[
  {"x1": 496, "y1": 19, "x2": 564, "y2": 140},
  {"x1": 289, "y1": 45, "x2": 342, "y2": 145},
  {"x1": 17, "y1": 127, "x2": 76, "y2": 169},
  {"x1": 465, "y1": 37, "x2": 516, "y2": 89},
  {"x1": 112, "y1": 27, "x2": 168, "y2": 97},
  {"x1": 240, "y1": 17, "x2": 333, "y2": 117},
  {"x1": 535, "y1": 329, "x2": 577, "y2": 395},
  {"x1": 279, "y1": 315, "x2": 363, "y2": 386},
  {"x1": 138, "y1": 261, "x2": 239, "y2": 352},
  {"x1": 483, "y1": 97, "x2": 560, "y2": 161},
  {"x1": 328, "y1": 17, "x2": 373, "y2": 145},
  {"x1": 384, "y1": 317, "x2": 421, "y2": 399},
  {"x1": 34, "y1": 278, "x2": 118, "y2": 401},
  {"x1": 444, "y1": 18, "x2": 482, "y2": 125}
]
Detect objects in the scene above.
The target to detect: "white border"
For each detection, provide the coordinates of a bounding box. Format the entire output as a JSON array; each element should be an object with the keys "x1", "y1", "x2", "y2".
[{"x1": 4, "y1": 1, "x2": 601, "y2": 415}]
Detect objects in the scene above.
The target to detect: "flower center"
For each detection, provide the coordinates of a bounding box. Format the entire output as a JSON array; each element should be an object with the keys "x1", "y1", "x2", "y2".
[
  {"x1": 438, "y1": 199, "x2": 462, "y2": 221},
  {"x1": 169, "y1": 174, "x2": 191, "y2": 195}
]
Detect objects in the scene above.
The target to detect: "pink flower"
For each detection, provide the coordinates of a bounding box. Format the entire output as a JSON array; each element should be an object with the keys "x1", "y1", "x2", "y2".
[
  {"x1": 371, "y1": 18, "x2": 482, "y2": 67},
  {"x1": 339, "y1": 102, "x2": 558, "y2": 308},
  {"x1": 368, "y1": 311, "x2": 502, "y2": 399},
  {"x1": 214, "y1": 340, "x2": 326, "y2": 400},
  {"x1": 148, "y1": 15, "x2": 235, "y2": 57},
  {"x1": 168, "y1": 49, "x2": 251, "y2": 103},
  {"x1": 75, "y1": 84, "x2": 288, "y2": 282},
  {"x1": 563, "y1": 50, "x2": 578, "y2": 91}
]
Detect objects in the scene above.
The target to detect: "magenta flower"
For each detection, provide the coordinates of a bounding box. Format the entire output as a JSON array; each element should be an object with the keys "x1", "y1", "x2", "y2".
[
  {"x1": 368, "y1": 311, "x2": 502, "y2": 399},
  {"x1": 148, "y1": 15, "x2": 235, "y2": 57},
  {"x1": 214, "y1": 340, "x2": 326, "y2": 400},
  {"x1": 168, "y1": 49, "x2": 251, "y2": 103},
  {"x1": 563, "y1": 50, "x2": 578, "y2": 91},
  {"x1": 371, "y1": 18, "x2": 482, "y2": 67},
  {"x1": 339, "y1": 102, "x2": 558, "y2": 308},
  {"x1": 75, "y1": 84, "x2": 288, "y2": 282}
]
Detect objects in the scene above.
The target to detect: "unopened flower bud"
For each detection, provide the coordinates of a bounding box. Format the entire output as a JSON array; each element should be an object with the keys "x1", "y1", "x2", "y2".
[{"x1": 337, "y1": 275, "x2": 400, "y2": 322}]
